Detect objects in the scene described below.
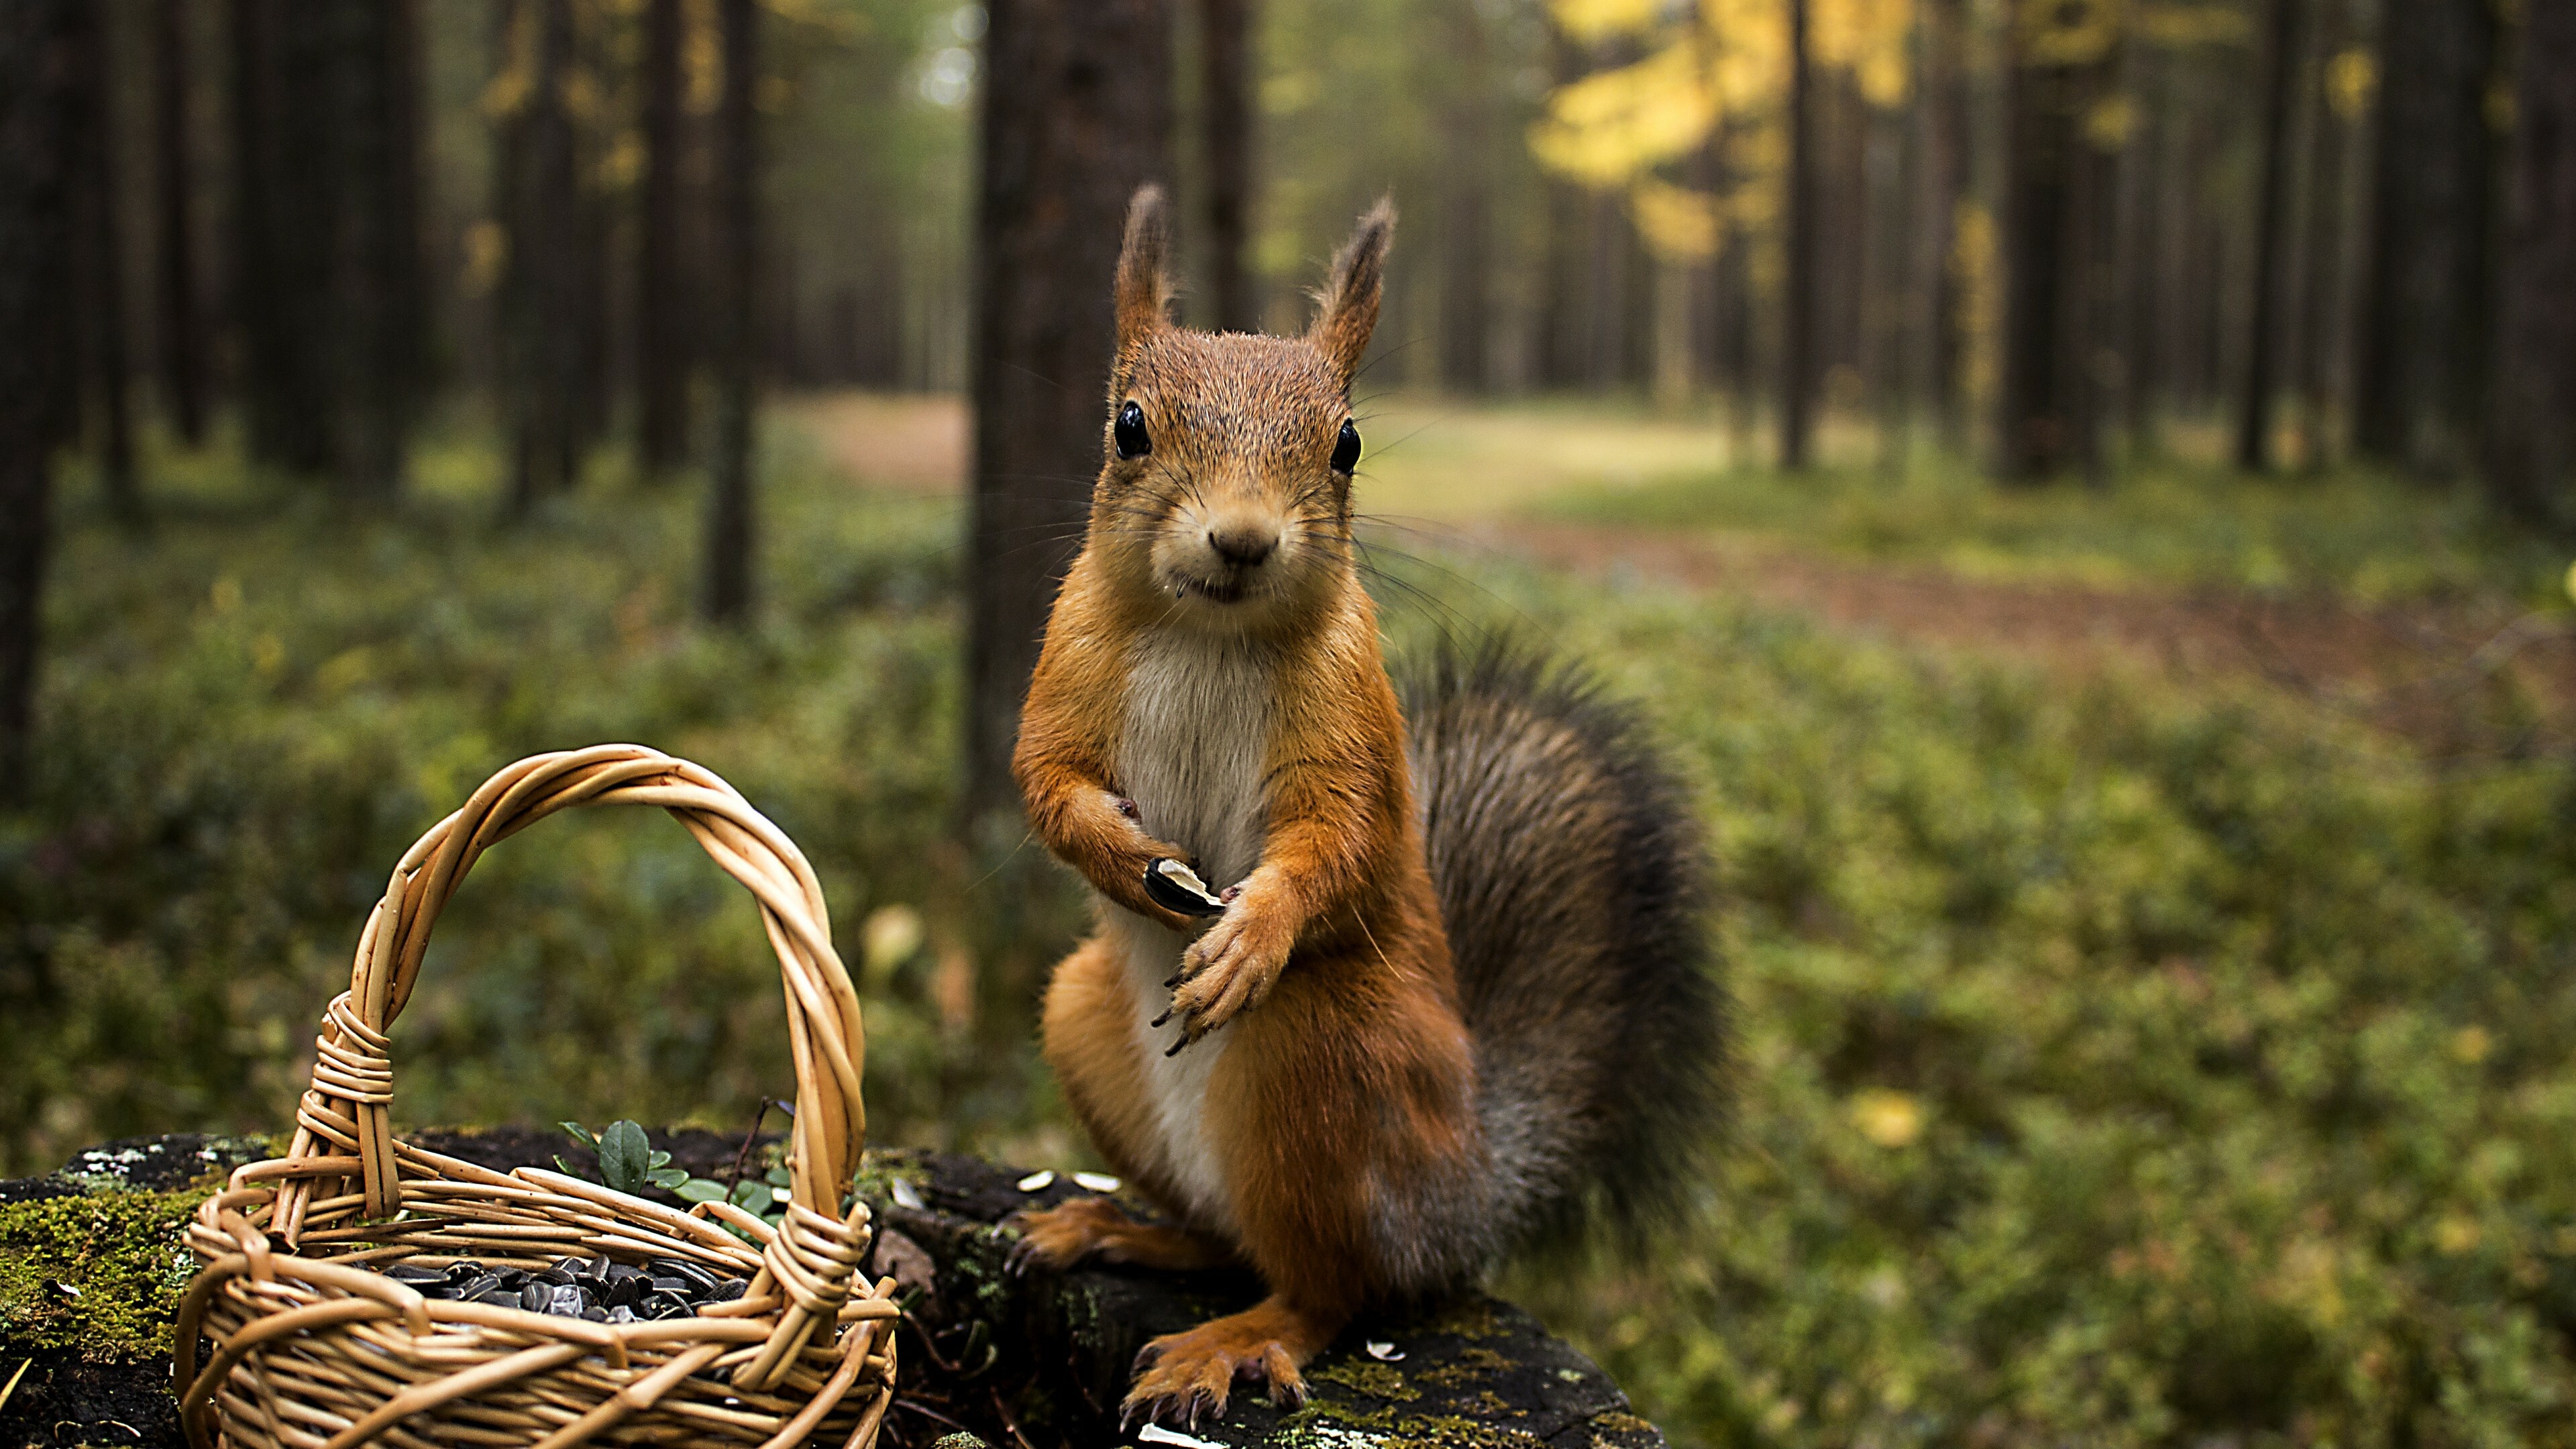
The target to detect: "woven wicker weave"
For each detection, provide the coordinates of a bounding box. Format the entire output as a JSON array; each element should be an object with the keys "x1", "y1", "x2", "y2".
[{"x1": 174, "y1": 745, "x2": 896, "y2": 1449}]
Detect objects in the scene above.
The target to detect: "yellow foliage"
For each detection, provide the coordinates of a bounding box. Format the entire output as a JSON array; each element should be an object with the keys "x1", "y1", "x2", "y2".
[
  {"x1": 481, "y1": 5, "x2": 534, "y2": 120},
  {"x1": 460, "y1": 221, "x2": 508, "y2": 300},
  {"x1": 1950, "y1": 199, "x2": 1998, "y2": 410},
  {"x1": 1701, "y1": 0, "x2": 1788, "y2": 111},
  {"x1": 2084, "y1": 91, "x2": 2137, "y2": 150},
  {"x1": 598, "y1": 131, "x2": 645, "y2": 191},
  {"x1": 1554, "y1": 0, "x2": 1665, "y2": 42},
  {"x1": 2019, "y1": 0, "x2": 2121, "y2": 68},
  {"x1": 1530, "y1": 40, "x2": 1721, "y2": 189},
  {"x1": 2451, "y1": 1025, "x2": 2493, "y2": 1064},
  {"x1": 684, "y1": 0, "x2": 724, "y2": 115},
  {"x1": 1815, "y1": 0, "x2": 1913, "y2": 107},
  {"x1": 1848, "y1": 1089, "x2": 1925, "y2": 1149},
  {"x1": 2135, "y1": 1, "x2": 2250, "y2": 47},
  {"x1": 1631, "y1": 176, "x2": 1724, "y2": 261},
  {"x1": 2326, "y1": 47, "x2": 2377, "y2": 122}
]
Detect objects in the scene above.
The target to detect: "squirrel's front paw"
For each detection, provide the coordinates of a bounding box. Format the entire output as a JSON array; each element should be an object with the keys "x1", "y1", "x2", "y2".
[
  {"x1": 1158, "y1": 902, "x2": 1292, "y2": 1052},
  {"x1": 1007, "y1": 1196, "x2": 1127, "y2": 1275}
]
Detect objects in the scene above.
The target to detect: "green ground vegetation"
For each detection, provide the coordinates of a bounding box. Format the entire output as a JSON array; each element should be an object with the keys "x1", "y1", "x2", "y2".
[
  {"x1": 1357, "y1": 396, "x2": 2567, "y2": 602},
  {"x1": 6, "y1": 411, "x2": 2575, "y2": 1444}
]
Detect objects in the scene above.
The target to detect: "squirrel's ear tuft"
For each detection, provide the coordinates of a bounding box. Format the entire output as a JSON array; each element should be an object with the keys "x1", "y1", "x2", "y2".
[
  {"x1": 1309, "y1": 197, "x2": 1396, "y2": 389},
  {"x1": 1115, "y1": 184, "x2": 1177, "y2": 354}
]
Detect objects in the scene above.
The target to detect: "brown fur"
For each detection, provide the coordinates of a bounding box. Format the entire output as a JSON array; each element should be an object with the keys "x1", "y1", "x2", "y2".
[{"x1": 1010, "y1": 188, "x2": 1487, "y2": 1424}]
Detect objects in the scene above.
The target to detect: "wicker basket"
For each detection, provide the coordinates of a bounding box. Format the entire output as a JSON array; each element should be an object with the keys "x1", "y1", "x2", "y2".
[{"x1": 174, "y1": 745, "x2": 896, "y2": 1449}]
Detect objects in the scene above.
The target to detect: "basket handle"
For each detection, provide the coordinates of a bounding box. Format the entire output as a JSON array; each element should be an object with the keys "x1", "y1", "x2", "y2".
[{"x1": 273, "y1": 745, "x2": 867, "y2": 1248}]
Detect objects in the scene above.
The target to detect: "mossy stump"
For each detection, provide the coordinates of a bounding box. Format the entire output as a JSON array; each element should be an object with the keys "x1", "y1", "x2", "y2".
[{"x1": 0, "y1": 1133, "x2": 1663, "y2": 1449}]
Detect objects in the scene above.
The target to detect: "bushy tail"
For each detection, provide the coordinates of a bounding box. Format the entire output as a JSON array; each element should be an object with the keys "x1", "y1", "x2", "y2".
[{"x1": 1401, "y1": 639, "x2": 1727, "y2": 1254}]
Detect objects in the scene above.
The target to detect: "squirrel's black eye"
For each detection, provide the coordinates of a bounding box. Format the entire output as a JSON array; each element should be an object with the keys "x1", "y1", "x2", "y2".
[
  {"x1": 1114, "y1": 400, "x2": 1150, "y2": 460},
  {"x1": 1331, "y1": 419, "x2": 1361, "y2": 474}
]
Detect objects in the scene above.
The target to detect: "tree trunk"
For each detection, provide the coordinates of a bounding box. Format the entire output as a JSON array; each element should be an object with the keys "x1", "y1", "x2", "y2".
[
  {"x1": 704, "y1": 0, "x2": 758, "y2": 625},
  {"x1": 2235, "y1": 0, "x2": 2301, "y2": 472},
  {"x1": 1998, "y1": 2, "x2": 2106, "y2": 482},
  {"x1": 637, "y1": 0, "x2": 689, "y2": 476},
  {"x1": 1436, "y1": 0, "x2": 1489, "y2": 394},
  {"x1": 244, "y1": 0, "x2": 337, "y2": 478},
  {"x1": 227, "y1": 0, "x2": 287, "y2": 467},
  {"x1": 229, "y1": 0, "x2": 415, "y2": 488},
  {"x1": 2296, "y1": 0, "x2": 2357, "y2": 470},
  {"x1": 1199, "y1": 0, "x2": 1254, "y2": 333},
  {"x1": 1780, "y1": 0, "x2": 1817, "y2": 470},
  {"x1": 1537, "y1": 24, "x2": 1587, "y2": 389},
  {"x1": 150, "y1": 0, "x2": 205, "y2": 448},
  {"x1": 2118, "y1": 40, "x2": 2166, "y2": 453},
  {"x1": 503, "y1": 0, "x2": 582, "y2": 514},
  {"x1": 332, "y1": 0, "x2": 423, "y2": 500},
  {"x1": 0, "y1": 0, "x2": 77, "y2": 806},
  {"x1": 1917, "y1": 0, "x2": 1966, "y2": 445},
  {"x1": 2354, "y1": 0, "x2": 2496, "y2": 474},
  {"x1": 67, "y1": 0, "x2": 139, "y2": 527},
  {"x1": 964, "y1": 0, "x2": 1173, "y2": 827},
  {"x1": 2485, "y1": 0, "x2": 2576, "y2": 523}
]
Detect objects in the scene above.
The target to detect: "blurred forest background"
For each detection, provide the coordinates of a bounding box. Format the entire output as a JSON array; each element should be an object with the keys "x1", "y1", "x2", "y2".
[{"x1": 4, "y1": 0, "x2": 2576, "y2": 1443}]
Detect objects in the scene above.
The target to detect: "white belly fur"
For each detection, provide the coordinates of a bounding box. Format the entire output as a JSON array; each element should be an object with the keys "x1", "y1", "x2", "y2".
[{"x1": 1106, "y1": 635, "x2": 1274, "y2": 1236}]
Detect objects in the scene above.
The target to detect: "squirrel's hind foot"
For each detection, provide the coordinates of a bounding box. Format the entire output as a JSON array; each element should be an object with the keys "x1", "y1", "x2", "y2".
[{"x1": 1122, "y1": 1296, "x2": 1334, "y2": 1427}]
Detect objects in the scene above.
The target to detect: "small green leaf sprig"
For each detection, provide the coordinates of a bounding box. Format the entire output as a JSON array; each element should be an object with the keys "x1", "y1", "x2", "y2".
[{"x1": 557, "y1": 1120, "x2": 791, "y2": 1240}]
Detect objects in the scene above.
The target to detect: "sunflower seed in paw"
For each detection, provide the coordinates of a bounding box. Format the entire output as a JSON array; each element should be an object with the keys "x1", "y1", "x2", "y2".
[{"x1": 1142, "y1": 858, "x2": 1228, "y2": 917}]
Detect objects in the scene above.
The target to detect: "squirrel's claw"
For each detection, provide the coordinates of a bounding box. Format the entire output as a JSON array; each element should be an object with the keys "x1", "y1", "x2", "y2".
[{"x1": 1166, "y1": 904, "x2": 1291, "y2": 1049}]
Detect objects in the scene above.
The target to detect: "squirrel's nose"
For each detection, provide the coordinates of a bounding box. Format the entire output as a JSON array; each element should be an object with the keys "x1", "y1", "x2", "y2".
[{"x1": 1206, "y1": 523, "x2": 1279, "y2": 568}]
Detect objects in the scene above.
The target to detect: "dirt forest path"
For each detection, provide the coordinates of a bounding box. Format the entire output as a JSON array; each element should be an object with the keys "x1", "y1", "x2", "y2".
[{"x1": 784, "y1": 392, "x2": 2573, "y2": 757}]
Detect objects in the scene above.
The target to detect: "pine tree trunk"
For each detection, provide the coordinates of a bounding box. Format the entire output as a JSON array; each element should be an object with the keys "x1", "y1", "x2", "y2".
[
  {"x1": 67, "y1": 0, "x2": 139, "y2": 527},
  {"x1": 1999, "y1": 2, "x2": 2106, "y2": 482},
  {"x1": 1537, "y1": 23, "x2": 1587, "y2": 389},
  {"x1": 964, "y1": 0, "x2": 1172, "y2": 827},
  {"x1": 1199, "y1": 0, "x2": 1254, "y2": 333},
  {"x1": 1437, "y1": 0, "x2": 1489, "y2": 394},
  {"x1": 1917, "y1": 0, "x2": 1966, "y2": 444},
  {"x1": 150, "y1": 0, "x2": 205, "y2": 448},
  {"x1": 704, "y1": 0, "x2": 758, "y2": 625},
  {"x1": 227, "y1": 0, "x2": 287, "y2": 466},
  {"x1": 637, "y1": 0, "x2": 689, "y2": 476},
  {"x1": 1780, "y1": 0, "x2": 1817, "y2": 470},
  {"x1": 504, "y1": 0, "x2": 582, "y2": 514},
  {"x1": 2118, "y1": 41, "x2": 2165, "y2": 453},
  {"x1": 2296, "y1": 0, "x2": 2357, "y2": 471},
  {"x1": 2354, "y1": 0, "x2": 2496, "y2": 474},
  {"x1": 2235, "y1": 0, "x2": 2300, "y2": 472},
  {"x1": 0, "y1": 0, "x2": 77, "y2": 806},
  {"x1": 2485, "y1": 0, "x2": 2576, "y2": 523},
  {"x1": 332, "y1": 0, "x2": 423, "y2": 500}
]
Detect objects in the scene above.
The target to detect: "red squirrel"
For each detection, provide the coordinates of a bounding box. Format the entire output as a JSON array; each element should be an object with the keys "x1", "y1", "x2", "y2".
[{"x1": 1008, "y1": 187, "x2": 1723, "y2": 1428}]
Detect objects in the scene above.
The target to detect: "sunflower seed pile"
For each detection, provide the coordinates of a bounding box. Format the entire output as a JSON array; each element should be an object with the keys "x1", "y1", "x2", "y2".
[{"x1": 380, "y1": 1255, "x2": 749, "y2": 1324}]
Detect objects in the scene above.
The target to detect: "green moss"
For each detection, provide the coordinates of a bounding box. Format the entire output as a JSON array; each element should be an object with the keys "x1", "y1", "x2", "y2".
[
  {"x1": 1312, "y1": 1360, "x2": 1419, "y2": 1402},
  {"x1": 851, "y1": 1149, "x2": 929, "y2": 1205},
  {"x1": 0, "y1": 1188, "x2": 211, "y2": 1360},
  {"x1": 1373, "y1": 1411, "x2": 1529, "y2": 1449}
]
